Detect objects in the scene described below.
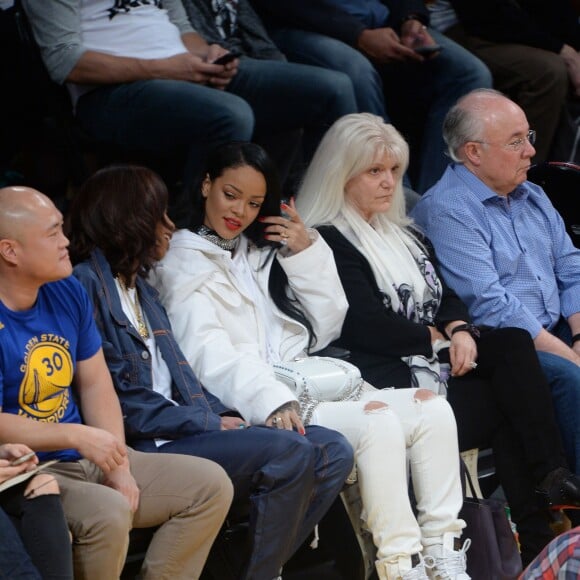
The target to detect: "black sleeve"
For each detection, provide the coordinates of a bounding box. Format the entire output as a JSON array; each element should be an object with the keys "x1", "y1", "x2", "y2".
[{"x1": 319, "y1": 226, "x2": 434, "y2": 358}]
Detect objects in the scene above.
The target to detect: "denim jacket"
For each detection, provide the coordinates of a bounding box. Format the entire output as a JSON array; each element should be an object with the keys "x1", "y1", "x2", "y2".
[{"x1": 73, "y1": 250, "x2": 226, "y2": 451}]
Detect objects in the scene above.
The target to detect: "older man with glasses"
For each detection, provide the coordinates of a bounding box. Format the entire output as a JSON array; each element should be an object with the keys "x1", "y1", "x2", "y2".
[{"x1": 412, "y1": 88, "x2": 580, "y2": 496}]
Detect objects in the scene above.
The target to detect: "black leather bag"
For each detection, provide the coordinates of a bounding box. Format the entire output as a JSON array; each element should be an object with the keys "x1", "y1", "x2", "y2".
[{"x1": 459, "y1": 462, "x2": 523, "y2": 580}]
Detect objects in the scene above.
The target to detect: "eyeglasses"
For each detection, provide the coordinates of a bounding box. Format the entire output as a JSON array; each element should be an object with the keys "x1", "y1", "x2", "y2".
[{"x1": 473, "y1": 129, "x2": 536, "y2": 152}]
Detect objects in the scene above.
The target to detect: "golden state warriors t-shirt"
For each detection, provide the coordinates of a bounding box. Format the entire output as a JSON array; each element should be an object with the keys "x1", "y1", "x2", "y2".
[{"x1": 0, "y1": 277, "x2": 102, "y2": 462}]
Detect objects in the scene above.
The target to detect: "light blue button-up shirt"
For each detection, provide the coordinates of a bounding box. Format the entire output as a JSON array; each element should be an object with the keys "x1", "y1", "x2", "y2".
[{"x1": 411, "y1": 164, "x2": 580, "y2": 339}]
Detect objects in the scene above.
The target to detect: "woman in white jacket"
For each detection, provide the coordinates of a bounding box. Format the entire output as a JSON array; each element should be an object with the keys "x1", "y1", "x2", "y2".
[{"x1": 150, "y1": 142, "x2": 471, "y2": 580}]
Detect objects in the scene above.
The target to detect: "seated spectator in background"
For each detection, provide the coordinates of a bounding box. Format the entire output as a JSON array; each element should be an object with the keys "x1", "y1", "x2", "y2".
[
  {"x1": 0, "y1": 443, "x2": 72, "y2": 579},
  {"x1": 297, "y1": 112, "x2": 580, "y2": 567},
  {"x1": 0, "y1": 186, "x2": 233, "y2": 579},
  {"x1": 427, "y1": 0, "x2": 580, "y2": 162},
  {"x1": 22, "y1": 0, "x2": 356, "y2": 222},
  {"x1": 150, "y1": 141, "x2": 473, "y2": 580},
  {"x1": 520, "y1": 526, "x2": 580, "y2": 579},
  {"x1": 412, "y1": 89, "x2": 580, "y2": 483},
  {"x1": 250, "y1": 0, "x2": 491, "y2": 193},
  {"x1": 68, "y1": 164, "x2": 354, "y2": 580}
]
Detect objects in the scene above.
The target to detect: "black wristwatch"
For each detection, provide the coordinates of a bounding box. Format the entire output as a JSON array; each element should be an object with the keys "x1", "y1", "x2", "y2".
[{"x1": 450, "y1": 323, "x2": 481, "y2": 340}]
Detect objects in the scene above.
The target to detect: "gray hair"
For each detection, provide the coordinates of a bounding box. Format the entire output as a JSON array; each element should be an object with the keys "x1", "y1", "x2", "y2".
[
  {"x1": 443, "y1": 88, "x2": 506, "y2": 163},
  {"x1": 297, "y1": 113, "x2": 411, "y2": 230}
]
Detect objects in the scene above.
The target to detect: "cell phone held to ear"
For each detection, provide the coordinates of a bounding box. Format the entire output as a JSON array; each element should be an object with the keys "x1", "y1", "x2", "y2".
[
  {"x1": 414, "y1": 44, "x2": 442, "y2": 56},
  {"x1": 213, "y1": 50, "x2": 242, "y2": 65}
]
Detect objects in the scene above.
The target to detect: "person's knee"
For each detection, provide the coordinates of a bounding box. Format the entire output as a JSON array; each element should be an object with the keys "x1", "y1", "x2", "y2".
[
  {"x1": 107, "y1": 493, "x2": 133, "y2": 526},
  {"x1": 364, "y1": 400, "x2": 389, "y2": 413},
  {"x1": 414, "y1": 388, "x2": 438, "y2": 402},
  {"x1": 415, "y1": 390, "x2": 456, "y2": 426},
  {"x1": 432, "y1": 32, "x2": 492, "y2": 88},
  {"x1": 361, "y1": 407, "x2": 405, "y2": 446},
  {"x1": 441, "y1": 49, "x2": 492, "y2": 88},
  {"x1": 275, "y1": 431, "x2": 317, "y2": 470},
  {"x1": 24, "y1": 473, "x2": 59, "y2": 497},
  {"x1": 539, "y1": 57, "x2": 569, "y2": 98},
  {"x1": 204, "y1": 461, "x2": 234, "y2": 503},
  {"x1": 334, "y1": 53, "x2": 383, "y2": 106},
  {"x1": 305, "y1": 425, "x2": 353, "y2": 462},
  {"x1": 212, "y1": 95, "x2": 255, "y2": 140},
  {"x1": 453, "y1": 56, "x2": 492, "y2": 89},
  {"x1": 69, "y1": 492, "x2": 132, "y2": 553},
  {"x1": 315, "y1": 69, "x2": 357, "y2": 115},
  {"x1": 470, "y1": 58, "x2": 493, "y2": 88}
]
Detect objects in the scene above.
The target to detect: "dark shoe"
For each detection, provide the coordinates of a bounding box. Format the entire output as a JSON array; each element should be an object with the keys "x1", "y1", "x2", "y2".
[{"x1": 536, "y1": 467, "x2": 580, "y2": 510}]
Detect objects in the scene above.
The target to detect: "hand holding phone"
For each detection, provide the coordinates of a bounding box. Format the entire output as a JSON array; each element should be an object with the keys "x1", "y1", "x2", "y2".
[
  {"x1": 213, "y1": 50, "x2": 242, "y2": 65},
  {"x1": 414, "y1": 44, "x2": 442, "y2": 55},
  {"x1": 10, "y1": 451, "x2": 36, "y2": 466}
]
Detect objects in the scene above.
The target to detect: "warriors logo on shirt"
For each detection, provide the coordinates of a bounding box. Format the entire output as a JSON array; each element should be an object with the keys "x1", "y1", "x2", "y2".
[{"x1": 18, "y1": 339, "x2": 73, "y2": 422}]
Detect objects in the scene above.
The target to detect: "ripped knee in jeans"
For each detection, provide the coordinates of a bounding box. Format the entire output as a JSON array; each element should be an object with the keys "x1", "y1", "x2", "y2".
[
  {"x1": 414, "y1": 388, "x2": 437, "y2": 402},
  {"x1": 24, "y1": 473, "x2": 59, "y2": 499},
  {"x1": 364, "y1": 400, "x2": 389, "y2": 413}
]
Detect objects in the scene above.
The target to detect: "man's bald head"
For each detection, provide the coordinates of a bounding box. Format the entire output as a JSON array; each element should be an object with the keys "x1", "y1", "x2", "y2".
[
  {"x1": 443, "y1": 89, "x2": 525, "y2": 163},
  {"x1": 0, "y1": 187, "x2": 56, "y2": 241},
  {"x1": 0, "y1": 186, "x2": 71, "y2": 287}
]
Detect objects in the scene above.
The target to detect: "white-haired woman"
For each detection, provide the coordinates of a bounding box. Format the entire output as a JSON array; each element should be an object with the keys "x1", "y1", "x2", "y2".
[{"x1": 296, "y1": 112, "x2": 580, "y2": 568}]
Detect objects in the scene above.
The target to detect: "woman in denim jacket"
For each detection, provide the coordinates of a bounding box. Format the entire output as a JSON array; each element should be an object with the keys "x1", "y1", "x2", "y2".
[{"x1": 69, "y1": 163, "x2": 354, "y2": 580}]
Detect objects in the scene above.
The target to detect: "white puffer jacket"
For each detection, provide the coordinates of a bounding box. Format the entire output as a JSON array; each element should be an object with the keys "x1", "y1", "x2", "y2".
[{"x1": 149, "y1": 229, "x2": 348, "y2": 425}]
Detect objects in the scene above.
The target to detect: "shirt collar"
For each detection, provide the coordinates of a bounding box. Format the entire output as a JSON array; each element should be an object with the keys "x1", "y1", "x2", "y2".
[{"x1": 453, "y1": 163, "x2": 530, "y2": 204}]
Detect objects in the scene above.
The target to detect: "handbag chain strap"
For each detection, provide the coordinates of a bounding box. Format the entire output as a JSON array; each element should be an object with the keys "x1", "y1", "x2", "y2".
[{"x1": 280, "y1": 357, "x2": 364, "y2": 425}]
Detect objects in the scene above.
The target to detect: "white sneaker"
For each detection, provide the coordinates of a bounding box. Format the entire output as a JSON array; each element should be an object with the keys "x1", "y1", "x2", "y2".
[
  {"x1": 424, "y1": 534, "x2": 471, "y2": 580},
  {"x1": 376, "y1": 553, "x2": 434, "y2": 580},
  {"x1": 403, "y1": 556, "x2": 434, "y2": 580}
]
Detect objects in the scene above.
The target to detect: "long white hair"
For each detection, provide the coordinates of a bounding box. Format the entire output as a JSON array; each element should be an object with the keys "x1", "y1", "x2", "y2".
[{"x1": 297, "y1": 113, "x2": 412, "y2": 231}]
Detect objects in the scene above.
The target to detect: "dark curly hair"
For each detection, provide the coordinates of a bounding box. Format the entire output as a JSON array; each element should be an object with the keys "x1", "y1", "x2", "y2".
[{"x1": 67, "y1": 164, "x2": 171, "y2": 282}]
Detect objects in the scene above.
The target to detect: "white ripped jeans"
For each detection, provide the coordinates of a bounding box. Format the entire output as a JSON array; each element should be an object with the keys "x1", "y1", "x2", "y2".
[{"x1": 310, "y1": 386, "x2": 465, "y2": 560}]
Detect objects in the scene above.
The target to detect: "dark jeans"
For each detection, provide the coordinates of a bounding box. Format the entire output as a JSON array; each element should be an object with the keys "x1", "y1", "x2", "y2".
[
  {"x1": 269, "y1": 27, "x2": 491, "y2": 192},
  {"x1": 0, "y1": 487, "x2": 72, "y2": 579},
  {"x1": 76, "y1": 57, "x2": 356, "y2": 192},
  {"x1": 154, "y1": 424, "x2": 353, "y2": 580},
  {"x1": 537, "y1": 317, "x2": 580, "y2": 474}
]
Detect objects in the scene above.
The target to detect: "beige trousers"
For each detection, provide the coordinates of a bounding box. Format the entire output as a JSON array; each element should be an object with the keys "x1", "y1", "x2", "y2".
[{"x1": 44, "y1": 448, "x2": 233, "y2": 580}]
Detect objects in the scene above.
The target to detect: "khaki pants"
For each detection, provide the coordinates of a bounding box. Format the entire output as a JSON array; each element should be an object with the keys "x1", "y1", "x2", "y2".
[{"x1": 45, "y1": 448, "x2": 233, "y2": 580}]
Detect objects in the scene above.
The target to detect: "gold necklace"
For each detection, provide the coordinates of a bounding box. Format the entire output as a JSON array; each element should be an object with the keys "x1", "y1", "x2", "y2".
[{"x1": 117, "y1": 277, "x2": 150, "y2": 339}]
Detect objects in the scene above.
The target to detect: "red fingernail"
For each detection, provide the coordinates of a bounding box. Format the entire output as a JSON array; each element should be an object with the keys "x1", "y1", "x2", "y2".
[{"x1": 258, "y1": 216, "x2": 265, "y2": 221}]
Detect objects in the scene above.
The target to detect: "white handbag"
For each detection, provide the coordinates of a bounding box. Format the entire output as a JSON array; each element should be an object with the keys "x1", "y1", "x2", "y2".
[{"x1": 273, "y1": 356, "x2": 364, "y2": 424}]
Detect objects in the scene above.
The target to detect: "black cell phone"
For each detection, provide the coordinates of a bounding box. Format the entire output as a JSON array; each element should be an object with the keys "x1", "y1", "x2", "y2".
[
  {"x1": 213, "y1": 50, "x2": 242, "y2": 65},
  {"x1": 414, "y1": 44, "x2": 442, "y2": 55}
]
